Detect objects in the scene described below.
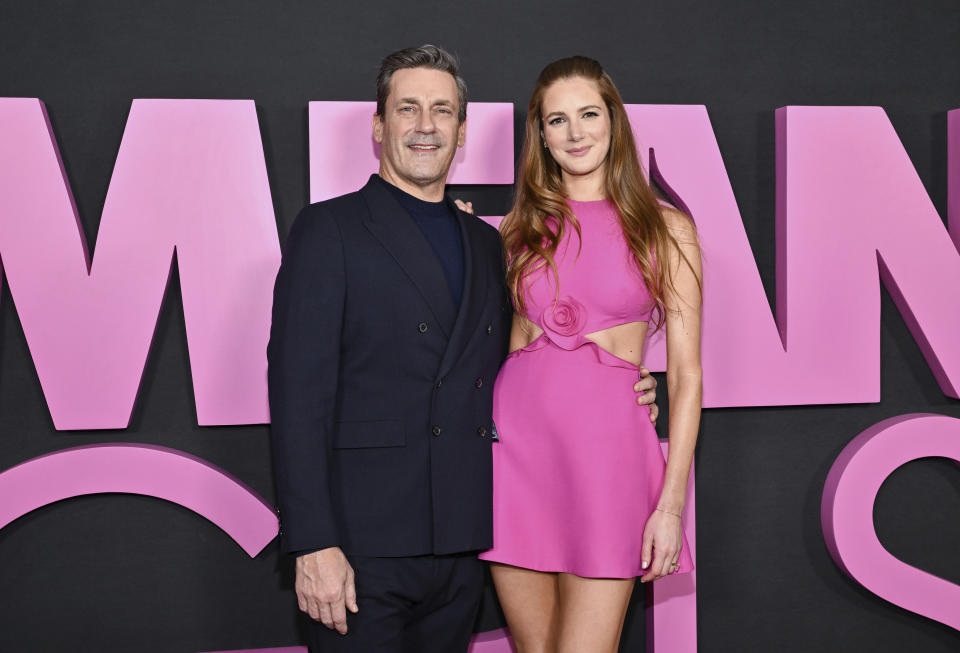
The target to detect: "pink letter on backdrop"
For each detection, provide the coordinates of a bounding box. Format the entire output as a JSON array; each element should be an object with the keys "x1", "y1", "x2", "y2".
[
  {"x1": 0, "y1": 98, "x2": 280, "y2": 429},
  {"x1": 308, "y1": 102, "x2": 514, "y2": 202},
  {"x1": 821, "y1": 414, "x2": 960, "y2": 631},
  {"x1": 625, "y1": 105, "x2": 960, "y2": 405},
  {"x1": 0, "y1": 444, "x2": 278, "y2": 556},
  {"x1": 648, "y1": 443, "x2": 697, "y2": 652}
]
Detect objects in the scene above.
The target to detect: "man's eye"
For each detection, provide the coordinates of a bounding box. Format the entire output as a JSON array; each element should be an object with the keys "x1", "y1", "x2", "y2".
[{"x1": 400, "y1": 106, "x2": 415, "y2": 112}]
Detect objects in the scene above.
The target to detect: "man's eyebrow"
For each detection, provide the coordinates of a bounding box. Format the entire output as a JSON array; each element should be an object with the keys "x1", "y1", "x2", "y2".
[{"x1": 397, "y1": 97, "x2": 422, "y2": 105}]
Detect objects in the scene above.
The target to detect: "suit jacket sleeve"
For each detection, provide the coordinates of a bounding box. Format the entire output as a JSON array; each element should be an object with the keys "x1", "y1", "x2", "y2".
[{"x1": 267, "y1": 205, "x2": 344, "y2": 554}]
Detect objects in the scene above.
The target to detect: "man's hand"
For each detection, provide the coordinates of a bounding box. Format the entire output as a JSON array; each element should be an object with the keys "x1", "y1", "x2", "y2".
[
  {"x1": 634, "y1": 366, "x2": 659, "y2": 424},
  {"x1": 295, "y1": 547, "x2": 358, "y2": 634}
]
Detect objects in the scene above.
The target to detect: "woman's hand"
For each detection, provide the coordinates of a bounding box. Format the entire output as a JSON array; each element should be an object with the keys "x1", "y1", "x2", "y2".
[
  {"x1": 453, "y1": 199, "x2": 474, "y2": 214},
  {"x1": 639, "y1": 507, "x2": 683, "y2": 582}
]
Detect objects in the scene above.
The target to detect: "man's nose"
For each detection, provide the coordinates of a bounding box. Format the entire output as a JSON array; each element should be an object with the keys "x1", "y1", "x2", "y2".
[{"x1": 416, "y1": 110, "x2": 437, "y2": 133}]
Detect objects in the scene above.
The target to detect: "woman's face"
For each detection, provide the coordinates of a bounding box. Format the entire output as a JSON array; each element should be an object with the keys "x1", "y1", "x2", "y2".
[{"x1": 540, "y1": 76, "x2": 611, "y2": 184}]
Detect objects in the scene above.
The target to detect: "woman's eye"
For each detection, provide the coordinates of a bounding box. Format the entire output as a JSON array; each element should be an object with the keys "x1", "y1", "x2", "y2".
[
  {"x1": 583, "y1": 111, "x2": 599, "y2": 119},
  {"x1": 548, "y1": 117, "x2": 564, "y2": 126}
]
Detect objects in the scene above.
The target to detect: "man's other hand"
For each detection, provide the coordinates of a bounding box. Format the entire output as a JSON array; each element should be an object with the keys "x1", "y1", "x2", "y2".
[
  {"x1": 634, "y1": 366, "x2": 659, "y2": 424},
  {"x1": 295, "y1": 547, "x2": 358, "y2": 634}
]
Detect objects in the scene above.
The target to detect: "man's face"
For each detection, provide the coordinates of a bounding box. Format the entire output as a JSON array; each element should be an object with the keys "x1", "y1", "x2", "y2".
[{"x1": 373, "y1": 67, "x2": 466, "y2": 195}]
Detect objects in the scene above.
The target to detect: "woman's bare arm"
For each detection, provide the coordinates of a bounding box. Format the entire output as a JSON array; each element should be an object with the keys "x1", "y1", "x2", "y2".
[{"x1": 641, "y1": 208, "x2": 703, "y2": 582}]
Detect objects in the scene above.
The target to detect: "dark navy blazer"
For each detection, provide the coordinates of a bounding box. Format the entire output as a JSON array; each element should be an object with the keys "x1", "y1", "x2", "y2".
[{"x1": 268, "y1": 175, "x2": 511, "y2": 557}]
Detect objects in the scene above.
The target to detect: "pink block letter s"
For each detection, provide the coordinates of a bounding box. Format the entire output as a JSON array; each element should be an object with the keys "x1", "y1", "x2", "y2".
[{"x1": 822, "y1": 415, "x2": 960, "y2": 632}]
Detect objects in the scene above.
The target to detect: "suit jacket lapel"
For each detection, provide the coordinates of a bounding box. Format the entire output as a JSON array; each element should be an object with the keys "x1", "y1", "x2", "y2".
[
  {"x1": 438, "y1": 203, "x2": 490, "y2": 378},
  {"x1": 360, "y1": 176, "x2": 457, "y2": 337}
]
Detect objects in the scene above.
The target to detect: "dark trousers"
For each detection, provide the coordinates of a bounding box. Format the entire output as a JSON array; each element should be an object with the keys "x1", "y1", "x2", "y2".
[{"x1": 308, "y1": 552, "x2": 484, "y2": 653}]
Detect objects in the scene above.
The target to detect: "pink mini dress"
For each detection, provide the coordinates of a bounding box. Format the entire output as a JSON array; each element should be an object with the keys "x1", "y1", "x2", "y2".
[{"x1": 478, "y1": 198, "x2": 694, "y2": 578}]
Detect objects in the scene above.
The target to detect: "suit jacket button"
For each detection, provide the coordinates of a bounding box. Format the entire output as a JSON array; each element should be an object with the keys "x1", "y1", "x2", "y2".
[
  {"x1": 477, "y1": 426, "x2": 487, "y2": 438},
  {"x1": 436, "y1": 378, "x2": 443, "y2": 389},
  {"x1": 432, "y1": 425, "x2": 442, "y2": 437},
  {"x1": 486, "y1": 324, "x2": 493, "y2": 335},
  {"x1": 475, "y1": 377, "x2": 483, "y2": 388},
  {"x1": 418, "y1": 322, "x2": 429, "y2": 333}
]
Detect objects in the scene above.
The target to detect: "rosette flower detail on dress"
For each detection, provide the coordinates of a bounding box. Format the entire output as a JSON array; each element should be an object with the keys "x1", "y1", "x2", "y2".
[{"x1": 540, "y1": 296, "x2": 588, "y2": 350}]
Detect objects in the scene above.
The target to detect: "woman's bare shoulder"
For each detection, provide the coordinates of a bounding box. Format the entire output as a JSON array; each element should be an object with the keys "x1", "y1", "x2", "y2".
[{"x1": 660, "y1": 206, "x2": 696, "y2": 237}]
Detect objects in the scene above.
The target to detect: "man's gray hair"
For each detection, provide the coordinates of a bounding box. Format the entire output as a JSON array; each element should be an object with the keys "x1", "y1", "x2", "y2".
[{"x1": 376, "y1": 44, "x2": 468, "y2": 123}]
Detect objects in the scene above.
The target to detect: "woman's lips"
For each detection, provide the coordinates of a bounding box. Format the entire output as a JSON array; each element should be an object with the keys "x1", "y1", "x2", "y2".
[{"x1": 566, "y1": 146, "x2": 591, "y2": 156}]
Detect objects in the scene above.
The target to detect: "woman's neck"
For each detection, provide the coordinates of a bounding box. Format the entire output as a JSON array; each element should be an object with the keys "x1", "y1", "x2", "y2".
[{"x1": 561, "y1": 168, "x2": 606, "y2": 201}]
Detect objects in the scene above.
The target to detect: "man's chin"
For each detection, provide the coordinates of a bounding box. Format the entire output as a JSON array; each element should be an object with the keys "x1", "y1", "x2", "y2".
[{"x1": 402, "y1": 168, "x2": 449, "y2": 188}]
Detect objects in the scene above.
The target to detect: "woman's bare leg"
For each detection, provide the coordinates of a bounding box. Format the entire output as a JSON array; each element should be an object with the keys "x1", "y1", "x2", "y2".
[
  {"x1": 555, "y1": 573, "x2": 635, "y2": 653},
  {"x1": 489, "y1": 562, "x2": 560, "y2": 653}
]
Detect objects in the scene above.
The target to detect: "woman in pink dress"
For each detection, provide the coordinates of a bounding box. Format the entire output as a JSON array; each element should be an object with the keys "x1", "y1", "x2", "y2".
[{"x1": 476, "y1": 56, "x2": 703, "y2": 653}]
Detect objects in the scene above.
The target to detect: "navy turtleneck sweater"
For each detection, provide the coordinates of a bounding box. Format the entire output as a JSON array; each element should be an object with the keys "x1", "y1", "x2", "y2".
[{"x1": 378, "y1": 175, "x2": 464, "y2": 308}]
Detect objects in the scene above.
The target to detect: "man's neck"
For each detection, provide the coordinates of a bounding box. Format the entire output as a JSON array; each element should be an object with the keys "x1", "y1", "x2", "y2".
[{"x1": 378, "y1": 169, "x2": 446, "y2": 202}]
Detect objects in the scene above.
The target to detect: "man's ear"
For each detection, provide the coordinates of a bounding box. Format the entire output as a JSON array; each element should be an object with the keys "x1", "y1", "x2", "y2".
[
  {"x1": 372, "y1": 113, "x2": 383, "y2": 144},
  {"x1": 457, "y1": 119, "x2": 466, "y2": 148}
]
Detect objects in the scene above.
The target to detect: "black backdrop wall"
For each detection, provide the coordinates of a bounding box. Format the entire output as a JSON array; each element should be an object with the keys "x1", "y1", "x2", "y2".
[{"x1": 1, "y1": 1, "x2": 959, "y2": 651}]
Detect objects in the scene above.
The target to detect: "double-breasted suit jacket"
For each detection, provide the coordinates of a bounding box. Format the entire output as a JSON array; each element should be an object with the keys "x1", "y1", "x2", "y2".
[{"x1": 268, "y1": 175, "x2": 511, "y2": 557}]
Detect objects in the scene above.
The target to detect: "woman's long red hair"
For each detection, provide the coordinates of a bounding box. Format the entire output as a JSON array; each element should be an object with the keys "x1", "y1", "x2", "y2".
[{"x1": 501, "y1": 56, "x2": 697, "y2": 329}]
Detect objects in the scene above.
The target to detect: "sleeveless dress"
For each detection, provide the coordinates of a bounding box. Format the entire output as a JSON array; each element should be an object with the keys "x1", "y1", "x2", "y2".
[{"x1": 478, "y1": 198, "x2": 694, "y2": 578}]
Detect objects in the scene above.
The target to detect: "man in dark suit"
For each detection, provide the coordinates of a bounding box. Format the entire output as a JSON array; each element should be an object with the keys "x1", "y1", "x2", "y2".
[{"x1": 268, "y1": 45, "x2": 658, "y2": 652}]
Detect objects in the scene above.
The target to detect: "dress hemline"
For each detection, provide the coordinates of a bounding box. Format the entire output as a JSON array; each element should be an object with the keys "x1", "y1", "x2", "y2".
[{"x1": 478, "y1": 551, "x2": 693, "y2": 580}]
